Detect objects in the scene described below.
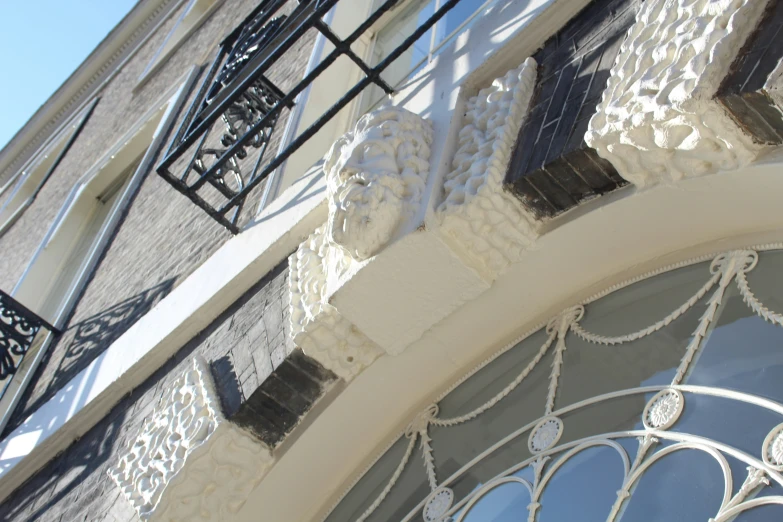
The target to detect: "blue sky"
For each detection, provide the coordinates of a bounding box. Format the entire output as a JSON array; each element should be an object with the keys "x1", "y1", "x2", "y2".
[{"x1": 0, "y1": 1, "x2": 139, "y2": 150}]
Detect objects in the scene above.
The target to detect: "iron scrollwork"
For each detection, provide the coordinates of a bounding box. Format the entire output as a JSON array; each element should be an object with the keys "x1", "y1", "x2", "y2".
[{"x1": 0, "y1": 290, "x2": 58, "y2": 381}]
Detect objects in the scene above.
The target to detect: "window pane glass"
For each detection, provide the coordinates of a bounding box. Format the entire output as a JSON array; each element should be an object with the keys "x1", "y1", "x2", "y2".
[
  {"x1": 430, "y1": 328, "x2": 553, "y2": 475},
  {"x1": 688, "y1": 250, "x2": 783, "y2": 401},
  {"x1": 556, "y1": 261, "x2": 711, "y2": 409},
  {"x1": 437, "y1": 0, "x2": 488, "y2": 43},
  {"x1": 372, "y1": 0, "x2": 434, "y2": 85},
  {"x1": 620, "y1": 443, "x2": 725, "y2": 522},
  {"x1": 537, "y1": 446, "x2": 626, "y2": 522},
  {"x1": 460, "y1": 481, "x2": 531, "y2": 521}
]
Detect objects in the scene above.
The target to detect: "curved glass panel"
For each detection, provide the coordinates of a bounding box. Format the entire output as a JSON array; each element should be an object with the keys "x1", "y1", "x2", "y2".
[
  {"x1": 459, "y1": 481, "x2": 531, "y2": 521},
  {"x1": 689, "y1": 251, "x2": 783, "y2": 399},
  {"x1": 537, "y1": 446, "x2": 625, "y2": 522},
  {"x1": 557, "y1": 261, "x2": 710, "y2": 408},
  {"x1": 620, "y1": 444, "x2": 725, "y2": 521},
  {"x1": 325, "y1": 249, "x2": 783, "y2": 522}
]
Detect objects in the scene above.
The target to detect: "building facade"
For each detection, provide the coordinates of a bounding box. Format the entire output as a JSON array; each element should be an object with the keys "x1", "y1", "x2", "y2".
[{"x1": 0, "y1": 0, "x2": 782, "y2": 521}]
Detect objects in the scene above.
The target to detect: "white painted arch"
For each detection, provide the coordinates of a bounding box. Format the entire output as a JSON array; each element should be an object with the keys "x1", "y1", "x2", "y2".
[
  {"x1": 238, "y1": 147, "x2": 783, "y2": 522},
  {"x1": 236, "y1": 0, "x2": 783, "y2": 518}
]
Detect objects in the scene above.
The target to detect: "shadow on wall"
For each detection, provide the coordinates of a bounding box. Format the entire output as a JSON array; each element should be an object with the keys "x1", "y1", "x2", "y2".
[
  {"x1": 55, "y1": 279, "x2": 176, "y2": 393},
  {"x1": 4, "y1": 279, "x2": 175, "y2": 435},
  {"x1": 0, "y1": 259, "x2": 292, "y2": 521},
  {"x1": 0, "y1": 401, "x2": 128, "y2": 522}
]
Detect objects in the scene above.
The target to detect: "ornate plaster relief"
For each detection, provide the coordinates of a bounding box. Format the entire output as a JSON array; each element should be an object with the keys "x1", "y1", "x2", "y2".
[
  {"x1": 109, "y1": 357, "x2": 272, "y2": 522},
  {"x1": 586, "y1": 0, "x2": 770, "y2": 187},
  {"x1": 437, "y1": 58, "x2": 539, "y2": 277},
  {"x1": 325, "y1": 106, "x2": 433, "y2": 261},
  {"x1": 289, "y1": 225, "x2": 382, "y2": 380}
]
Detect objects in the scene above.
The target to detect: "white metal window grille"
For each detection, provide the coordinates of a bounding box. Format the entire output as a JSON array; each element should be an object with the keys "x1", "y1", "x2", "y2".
[{"x1": 325, "y1": 247, "x2": 783, "y2": 522}]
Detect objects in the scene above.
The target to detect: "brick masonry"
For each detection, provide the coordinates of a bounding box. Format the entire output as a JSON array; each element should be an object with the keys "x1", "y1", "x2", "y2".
[
  {"x1": 0, "y1": 259, "x2": 337, "y2": 522},
  {"x1": 1, "y1": 0, "x2": 316, "y2": 432},
  {"x1": 504, "y1": 0, "x2": 634, "y2": 219},
  {"x1": 718, "y1": 0, "x2": 783, "y2": 145}
]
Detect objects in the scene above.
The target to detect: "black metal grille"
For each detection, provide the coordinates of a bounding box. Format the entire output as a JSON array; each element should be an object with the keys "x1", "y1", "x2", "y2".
[
  {"x1": 157, "y1": 0, "x2": 467, "y2": 233},
  {"x1": 0, "y1": 290, "x2": 59, "y2": 385}
]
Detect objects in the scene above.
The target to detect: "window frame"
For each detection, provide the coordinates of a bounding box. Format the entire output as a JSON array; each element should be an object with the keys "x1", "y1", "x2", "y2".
[
  {"x1": 0, "y1": 68, "x2": 200, "y2": 435},
  {"x1": 0, "y1": 99, "x2": 98, "y2": 237},
  {"x1": 359, "y1": 0, "x2": 499, "y2": 112}
]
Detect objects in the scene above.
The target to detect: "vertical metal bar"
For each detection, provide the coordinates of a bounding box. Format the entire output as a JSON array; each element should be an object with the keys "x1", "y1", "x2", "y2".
[
  {"x1": 157, "y1": 0, "x2": 469, "y2": 231},
  {"x1": 216, "y1": 0, "x2": 466, "y2": 214},
  {"x1": 182, "y1": 130, "x2": 212, "y2": 183}
]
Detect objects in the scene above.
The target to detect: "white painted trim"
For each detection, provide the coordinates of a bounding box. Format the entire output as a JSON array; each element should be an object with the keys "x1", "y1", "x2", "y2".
[
  {"x1": 238, "y1": 153, "x2": 783, "y2": 522},
  {"x1": 0, "y1": 99, "x2": 98, "y2": 238}
]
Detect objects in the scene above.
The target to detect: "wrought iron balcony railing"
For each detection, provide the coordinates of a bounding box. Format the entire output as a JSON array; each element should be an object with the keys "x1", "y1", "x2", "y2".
[
  {"x1": 0, "y1": 290, "x2": 59, "y2": 389},
  {"x1": 157, "y1": 0, "x2": 466, "y2": 233}
]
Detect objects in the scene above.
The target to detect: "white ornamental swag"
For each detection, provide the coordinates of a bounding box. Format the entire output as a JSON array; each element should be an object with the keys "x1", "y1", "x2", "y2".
[{"x1": 324, "y1": 246, "x2": 783, "y2": 522}]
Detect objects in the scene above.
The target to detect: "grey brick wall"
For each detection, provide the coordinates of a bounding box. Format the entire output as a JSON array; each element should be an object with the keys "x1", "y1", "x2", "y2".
[
  {"x1": 0, "y1": 259, "x2": 336, "y2": 522},
  {"x1": 1, "y1": 0, "x2": 316, "y2": 431},
  {"x1": 505, "y1": 0, "x2": 633, "y2": 219}
]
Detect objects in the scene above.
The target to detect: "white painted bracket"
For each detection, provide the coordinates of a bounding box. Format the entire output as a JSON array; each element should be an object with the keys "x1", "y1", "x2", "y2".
[
  {"x1": 288, "y1": 60, "x2": 550, "y2": 363},
  {"x1": 436, "y1": 57, "x2": 540, "y2": 279},
  {"x1": 586, "y1": 0, "x2": 771, "y2": 187},
  {"x1": 289, "y1": 225, "x2": 382, "y2": 381},
  {"x1": 108, "y1": 357, "x2": 273, "y2": 522}
]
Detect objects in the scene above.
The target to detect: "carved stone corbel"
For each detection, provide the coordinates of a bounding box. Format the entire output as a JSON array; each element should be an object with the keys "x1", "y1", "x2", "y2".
[
  {"x1": 108, "y1": 357, "x2": 273, "y2": 522},
  {"x1": 586, "y1": 0, "x2": 771, "y2": 187},
  {"x1": 437, "y1": 57, "x2": 540, "y2": 278},
  {"x1": 288, "y1": 225, "x2": 382, "y2": 381},
  {"x1": 286, "y1": 105, "x2": 435, "y2": 375}
]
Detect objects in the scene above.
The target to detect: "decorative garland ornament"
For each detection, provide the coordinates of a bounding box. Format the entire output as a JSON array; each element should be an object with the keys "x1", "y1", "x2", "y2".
[{"x1": 329, "y1": 247, "x2": 783, "y2": 522}]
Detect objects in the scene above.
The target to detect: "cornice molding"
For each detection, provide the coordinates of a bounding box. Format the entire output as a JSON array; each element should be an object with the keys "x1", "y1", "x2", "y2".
[{"x1": 0, "y1": 0, "x2": 181, "y2": 185}]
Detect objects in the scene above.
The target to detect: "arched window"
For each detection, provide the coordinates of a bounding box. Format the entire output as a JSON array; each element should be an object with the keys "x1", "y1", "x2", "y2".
[{"x1": 326, "y1": 248, "x2": 783, "y2": 522}]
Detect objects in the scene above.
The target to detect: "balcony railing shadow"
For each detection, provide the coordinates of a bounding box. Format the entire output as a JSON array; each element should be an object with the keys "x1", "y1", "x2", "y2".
[{"x1": 4, "y1": 279, "x2": 175, "y2": 434}]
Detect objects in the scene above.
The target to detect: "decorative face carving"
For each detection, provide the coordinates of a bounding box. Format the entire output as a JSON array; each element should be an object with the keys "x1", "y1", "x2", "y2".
[{"x1": 325, "y1": 106, "x2": 432, "y2": 260}]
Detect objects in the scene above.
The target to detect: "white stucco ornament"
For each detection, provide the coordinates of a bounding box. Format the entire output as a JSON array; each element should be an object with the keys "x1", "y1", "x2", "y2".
[
  {"x1": 528, "y1": 416, "x2": 564, "y2": 454},
  {"x1": 325, "y1": 105, "x2": 433, "y2": 261},
  {"x1": 423, "y1": 487, "x2": 454, "y2": 521},
  {"x1": 288, "y1": 225, "x2": 382, "y2": 380},
  {"x1": 762, "y1": 423, "x2": 783, "y2": 472},
  {"x1": 643, "y1": 389, "x2": 684, "y2": 430},
  {"x1": 437, "y1": 57, "x2": 539, "y2": 278},
  {"x1": 108, "y1": 357, "x2": 272, "y2": 522},
  {"x1": 586, "y1": 0, "x2": 770, "y2": 187}
]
